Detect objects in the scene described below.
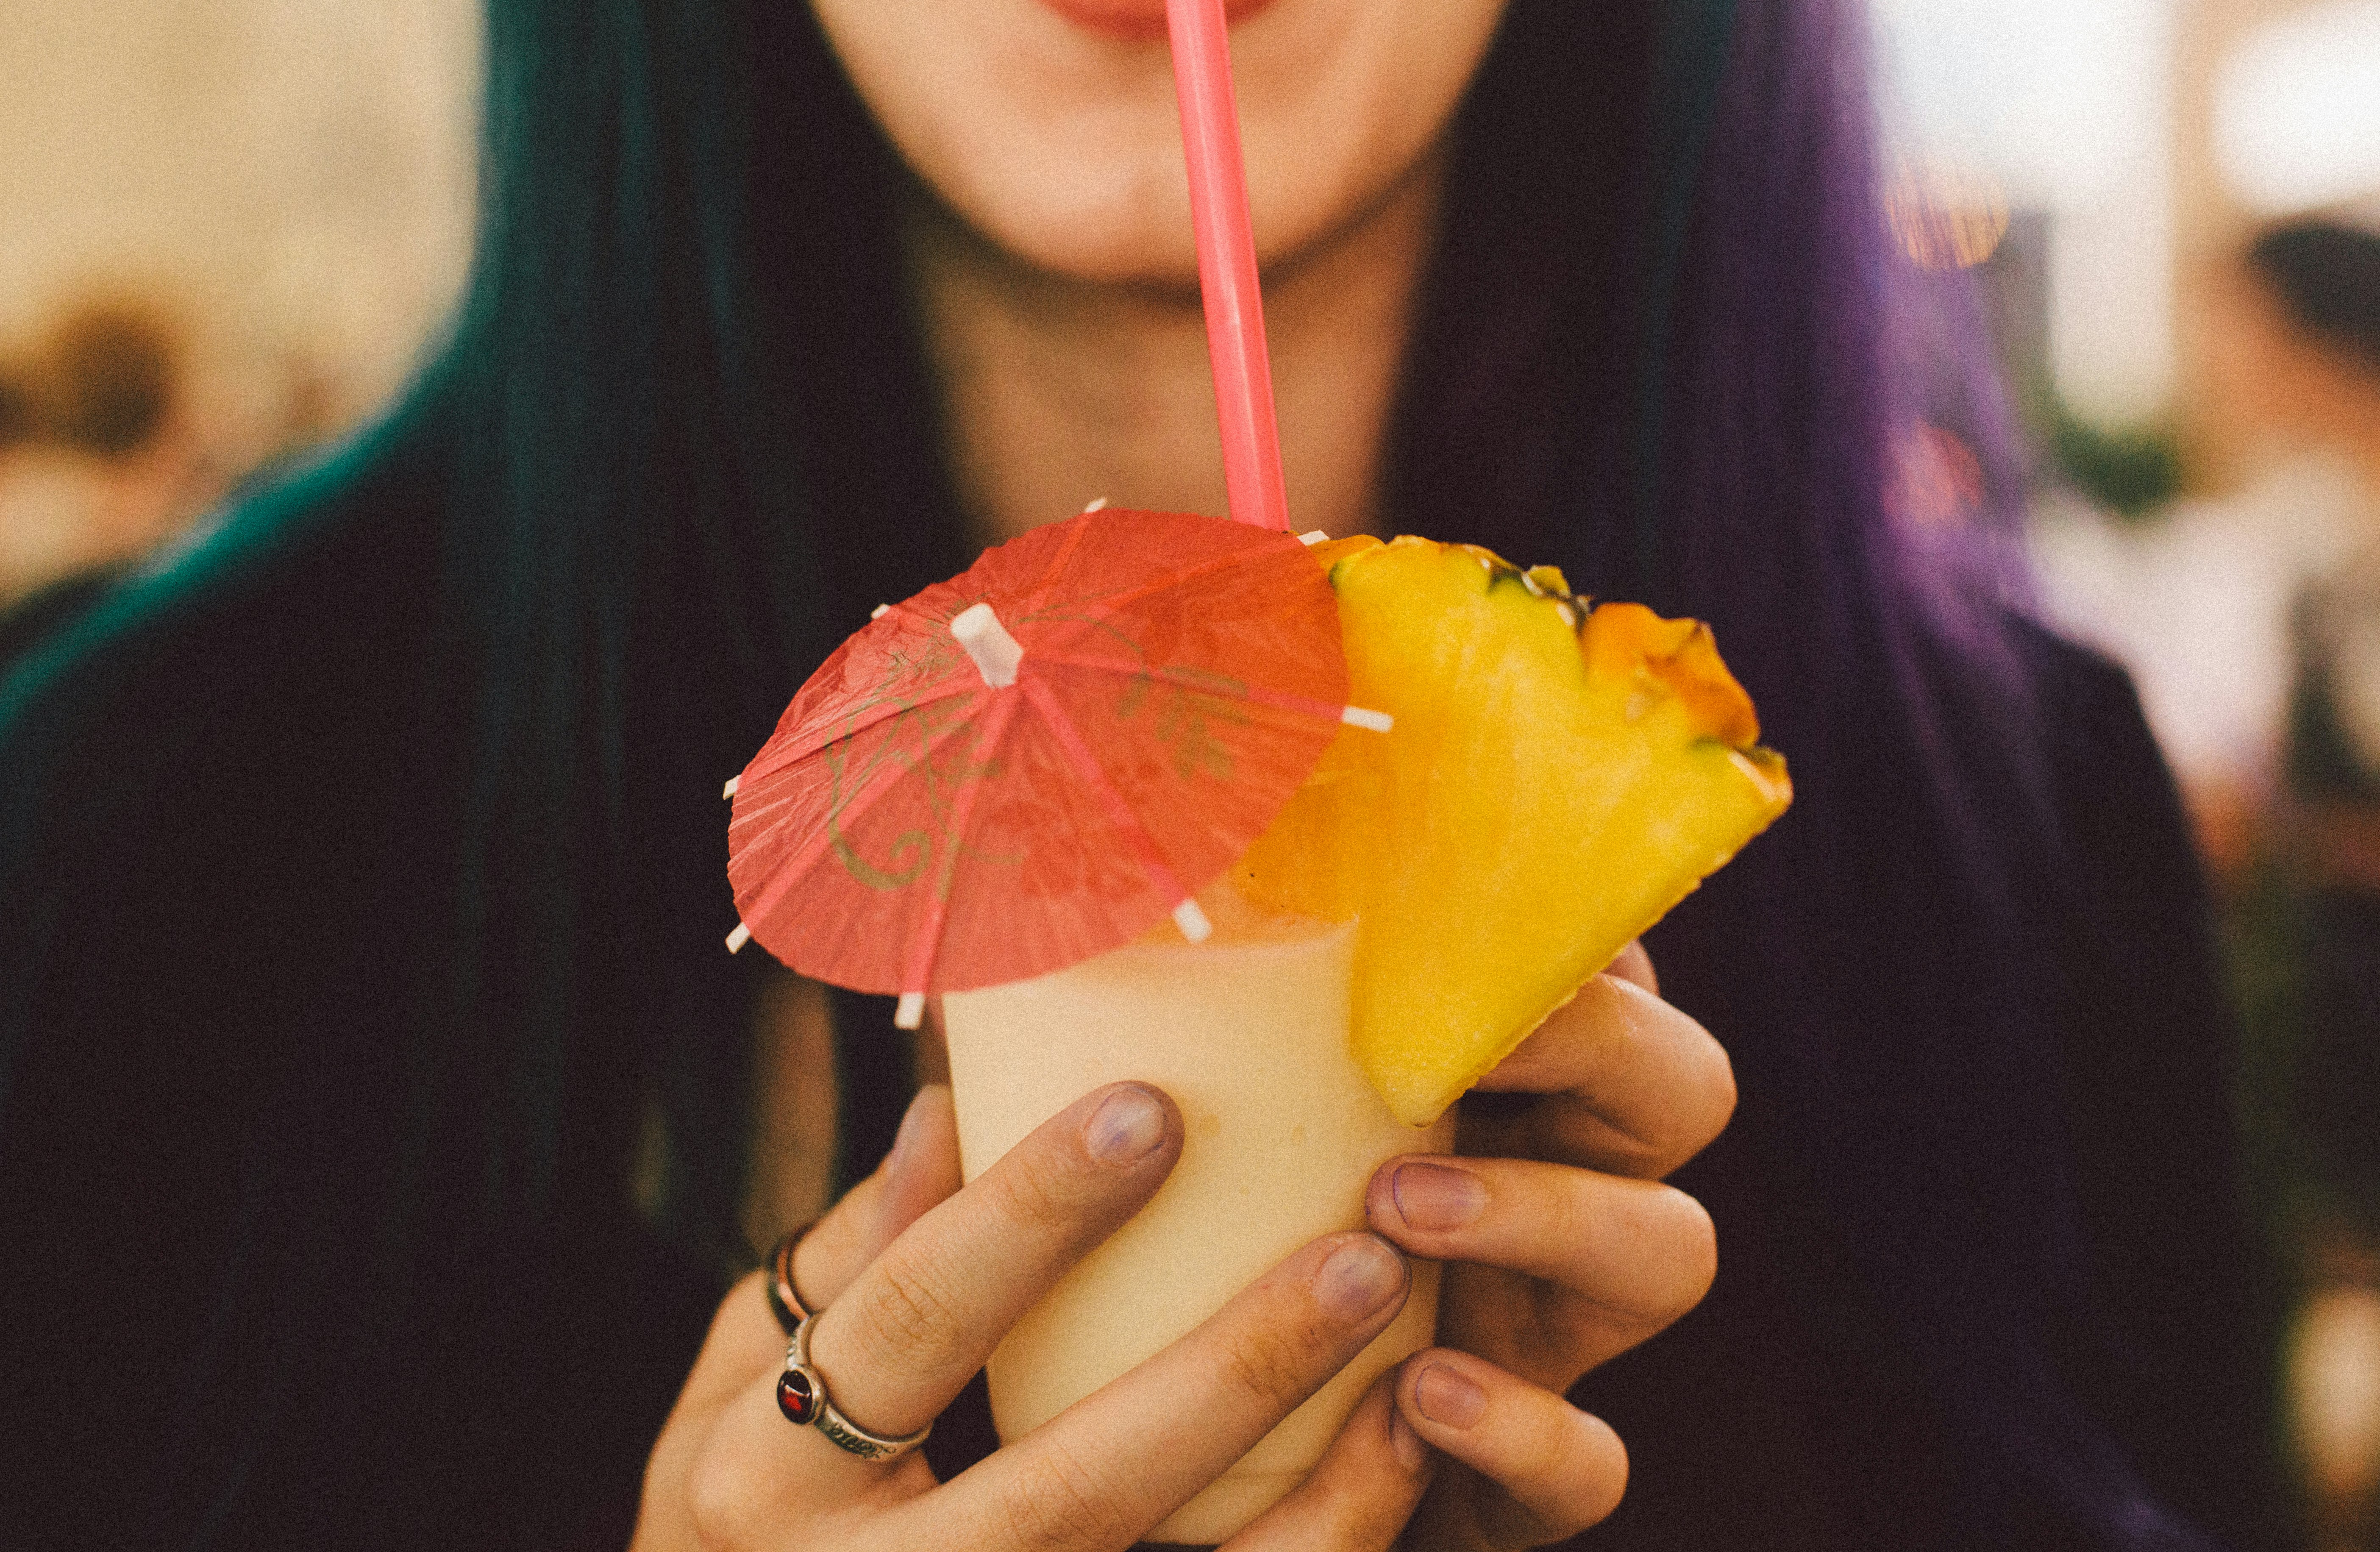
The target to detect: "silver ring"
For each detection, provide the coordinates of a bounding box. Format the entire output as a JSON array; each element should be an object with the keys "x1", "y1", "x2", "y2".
[
  {"x1": 767, "y1": 1229, "x2": 814, "y2": 1336},
  {"x1": 777, "y1": 1311, "x2": 933, "y2": 1462}
]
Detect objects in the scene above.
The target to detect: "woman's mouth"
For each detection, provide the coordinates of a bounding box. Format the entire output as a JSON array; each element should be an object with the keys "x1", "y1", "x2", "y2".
[{"x1": 1035, "y1": 0, "x2": 1281, "y2": 42}]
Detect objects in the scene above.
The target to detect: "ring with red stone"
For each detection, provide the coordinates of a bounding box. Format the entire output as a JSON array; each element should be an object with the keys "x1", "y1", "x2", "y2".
[{"x1": 776, "y1": 1308, "x2": 932, "y2": 1461}]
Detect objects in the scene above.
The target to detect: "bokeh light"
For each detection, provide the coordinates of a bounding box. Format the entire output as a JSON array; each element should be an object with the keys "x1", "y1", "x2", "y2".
[{"x1": 1884, "y1": 161, "x2": 2011, "y2": 271}]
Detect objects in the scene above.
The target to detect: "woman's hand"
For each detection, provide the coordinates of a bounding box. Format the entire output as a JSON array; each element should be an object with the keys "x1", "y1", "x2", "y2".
[
  {"x1": 1365, "y1": 943, "x2": 1734, "y2": 1549},
  {"x1": 634, "y1": 1081, "x2": 1438, "y2": 1552}
]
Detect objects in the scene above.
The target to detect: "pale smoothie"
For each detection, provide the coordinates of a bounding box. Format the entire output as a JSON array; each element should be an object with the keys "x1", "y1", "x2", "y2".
[{"x1": 942, "y1": 896, "x2": 1454, "y2": 1546}]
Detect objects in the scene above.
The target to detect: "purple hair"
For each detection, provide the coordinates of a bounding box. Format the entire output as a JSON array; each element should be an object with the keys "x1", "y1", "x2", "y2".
[
  {"x1": 0, "y1": 0, "x2": 2274, "y2": 1543},
  {"x1": 1401, "y1": 0, "x2": 2262, "y2": 1544}
]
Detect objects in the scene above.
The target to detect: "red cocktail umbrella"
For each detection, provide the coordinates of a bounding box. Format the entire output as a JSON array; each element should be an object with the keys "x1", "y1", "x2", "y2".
[{"x1": 723, "y1": 507, "x2": 1386, "y2": 1024}]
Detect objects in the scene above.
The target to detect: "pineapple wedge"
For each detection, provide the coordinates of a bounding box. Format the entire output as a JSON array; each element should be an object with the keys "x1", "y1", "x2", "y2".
[{"x1": 1232, "y1": 536, "x2": 1791, "y2": 1126}]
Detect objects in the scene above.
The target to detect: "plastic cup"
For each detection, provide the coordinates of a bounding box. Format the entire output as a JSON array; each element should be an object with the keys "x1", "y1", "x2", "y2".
[{"x1": 943, "y1": 898, "x2": 1454, "y2": 1544}]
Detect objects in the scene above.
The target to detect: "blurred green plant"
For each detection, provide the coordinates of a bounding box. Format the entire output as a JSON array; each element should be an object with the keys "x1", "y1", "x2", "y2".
[{"x1": 2030, "y1": 386, "x2": 2185, "y2": 520}]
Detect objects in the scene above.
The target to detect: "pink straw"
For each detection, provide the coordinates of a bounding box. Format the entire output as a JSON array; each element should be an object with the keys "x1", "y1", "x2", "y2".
[{"x1": 1165, "y1": 0, "x2": 1290, "y2": 533}]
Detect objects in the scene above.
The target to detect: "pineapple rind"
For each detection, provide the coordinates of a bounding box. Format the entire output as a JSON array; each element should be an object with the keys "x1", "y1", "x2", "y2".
[{"x1": 1235, "y1": 537, "x2": 1791, "y2": 1126}]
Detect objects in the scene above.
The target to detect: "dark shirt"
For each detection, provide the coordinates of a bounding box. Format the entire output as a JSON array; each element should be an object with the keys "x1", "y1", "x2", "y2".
[
  {"x1": 0, "y1": 470, "x2": 2273, "y2": 1549},
  {"x1": 1581, "y1": 613, "x2": 2277, "y2": 1552}
]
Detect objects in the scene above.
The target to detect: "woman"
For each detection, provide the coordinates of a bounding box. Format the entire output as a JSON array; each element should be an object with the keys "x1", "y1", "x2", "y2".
[{"x1": 0, "y1": 0, "x2": 2276, "y2": 1547}]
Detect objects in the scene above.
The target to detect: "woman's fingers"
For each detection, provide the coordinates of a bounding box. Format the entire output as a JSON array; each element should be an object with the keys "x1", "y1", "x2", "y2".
[
  {"x1": 675, "y1": 1081, "x2": 1185, "y2": 1540},
  {"x1": 795, "y1": 1085, "x2": 967, "y2": 1311},
  {"x1": 1366, "y1": 1155, "x2": 1714, "y2": 1374},
  {"x1": 932, "y1": 1232, "x2": 1412, "y2": 1551},
  {"x1": 1368, "y1": 1156, "x2": 1715, "y2": 1325},
  {"x1": 1223, "y1": 1373, "x2": 1436, "y2": 1551},
  {"x1": 1398, "y1": 1350, "x2": 1628, "y2": 1548},
  {"x1": 1468, "y1": 973, "x2": 1733, "y2": 1181},
  {"x1": 803, "y1": 1081, "x2": 1182, "y2": 1444},
  {"x1": 670, "y1": 1088, "x2": 965, "y2": 1436}
]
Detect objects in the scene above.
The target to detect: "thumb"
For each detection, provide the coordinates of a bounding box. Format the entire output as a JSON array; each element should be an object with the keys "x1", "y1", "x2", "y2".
[{"x1": 793, "y1": 1084, "x2": 962, "y2": 1310}]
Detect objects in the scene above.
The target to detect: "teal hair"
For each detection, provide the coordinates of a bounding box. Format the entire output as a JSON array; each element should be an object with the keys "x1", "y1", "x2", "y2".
[
  {"x1": 5, "y1": 5, "x2": 2285, "y2": 1545},
  {"x1": 2, "y1": 0, "x2": 1748, "y2": 1250}
]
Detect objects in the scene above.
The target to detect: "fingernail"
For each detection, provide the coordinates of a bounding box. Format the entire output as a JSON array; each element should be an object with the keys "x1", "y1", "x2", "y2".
[
  {"x1": 1389, "y1": 1404, "x2": 1429, "y2": 1471},
  {"x1": 1315, "y1": 1235, "x2": 1405, "y2": 1321},
  {"x1": 1413, "y1": 1363, "x2": 1486, "y2": 1430},
  {"x1": 1085, "y1": 1085, "x2": 1167, "y2": 1165},
  {"x1": 1392, "y1": 1161, "x2": 1487, "y2": 1231}
]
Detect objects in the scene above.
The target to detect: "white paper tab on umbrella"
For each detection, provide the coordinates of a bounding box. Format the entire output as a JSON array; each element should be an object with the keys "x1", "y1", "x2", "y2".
[
  {"x1": 1172, "y1": 898, "x2": 1214, "y2": 942},
  {"x1": 950, "y1": 602, "x2": 1025, "y2": 688}
]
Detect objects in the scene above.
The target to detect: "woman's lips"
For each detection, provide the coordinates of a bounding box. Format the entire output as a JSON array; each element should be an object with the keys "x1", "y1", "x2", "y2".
[{"x1": 1037, "y1": 0, "x2": 1279, "y2": 41}]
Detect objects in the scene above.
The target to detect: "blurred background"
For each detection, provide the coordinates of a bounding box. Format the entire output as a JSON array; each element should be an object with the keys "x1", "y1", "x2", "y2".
[
  {"x1": 2, "y1": 0, "x2": 2377, "y2": 1543},
  {"x1": 0, "y1": 0, "x2": 475, "y2": 625}
]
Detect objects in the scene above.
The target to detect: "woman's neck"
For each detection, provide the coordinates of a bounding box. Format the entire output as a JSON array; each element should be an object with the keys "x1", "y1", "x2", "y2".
[{"x1": 901, "y1": 153, "x2": 1446, "y2": 549}]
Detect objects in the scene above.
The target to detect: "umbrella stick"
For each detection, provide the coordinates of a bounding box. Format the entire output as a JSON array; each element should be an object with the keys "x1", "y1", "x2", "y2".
[{"x1": 1166, "y1": 0, "x2": 1290, "y2": 533}]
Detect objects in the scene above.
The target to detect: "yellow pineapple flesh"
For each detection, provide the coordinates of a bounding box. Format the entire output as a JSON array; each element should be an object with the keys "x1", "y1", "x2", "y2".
[{"x1": 1232, "y1": 536, "x2": 1791, "y2": 1126}]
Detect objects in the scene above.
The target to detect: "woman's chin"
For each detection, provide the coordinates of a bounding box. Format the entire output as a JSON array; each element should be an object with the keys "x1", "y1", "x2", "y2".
[
  {"x1": 926, "y1": 170, "x2": 1206, "y2": 292},
  {"x1": 820, "y1": 0, "x2": 1507, "y2": 289}
]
